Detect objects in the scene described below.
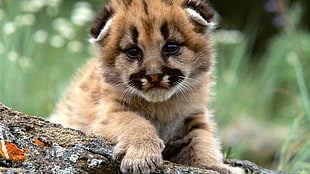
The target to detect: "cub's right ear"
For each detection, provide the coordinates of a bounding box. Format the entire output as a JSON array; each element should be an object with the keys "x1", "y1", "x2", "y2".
[{"x1": 89, "y1": 5, "x2": 114, "y2": 43}]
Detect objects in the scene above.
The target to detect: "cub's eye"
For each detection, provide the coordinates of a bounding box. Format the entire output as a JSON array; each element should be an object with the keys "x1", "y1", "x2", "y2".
[
  {"x1": 126, "y1": 46, "x2": 142, "y2": 60},
  {"x1": 163, "y1": 42, "x2": 181, "y2": 55}
]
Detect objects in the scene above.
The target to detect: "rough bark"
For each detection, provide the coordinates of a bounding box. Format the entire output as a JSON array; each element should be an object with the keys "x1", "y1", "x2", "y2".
[{"x1": 0, "y1": 103, "x2": 294, "y2": 174}]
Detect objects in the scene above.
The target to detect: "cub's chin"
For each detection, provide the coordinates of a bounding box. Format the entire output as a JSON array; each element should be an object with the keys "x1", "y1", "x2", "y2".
[{"x1": 140, "y1": 88, "x2": 177, "y2": 103}]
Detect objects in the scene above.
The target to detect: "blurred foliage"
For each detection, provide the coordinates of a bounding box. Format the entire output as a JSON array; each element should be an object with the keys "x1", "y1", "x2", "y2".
[
  {"x1": 0, "y1": 0, "x2": 309, "y2": 173},
  {"x1": 0, "y1": 0, "x2": 107, "y2": 115}
]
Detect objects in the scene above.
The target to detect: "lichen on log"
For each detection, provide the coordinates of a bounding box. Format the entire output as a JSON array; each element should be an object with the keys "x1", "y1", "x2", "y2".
[{"x1": 0, "y1": 103, "x2": 294, "y2": 174}]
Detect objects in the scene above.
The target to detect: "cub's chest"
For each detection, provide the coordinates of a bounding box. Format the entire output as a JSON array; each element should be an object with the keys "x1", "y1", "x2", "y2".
[
  {"x1": 157, "y1": 122, "x2": 182, "y2": 144},
  {"x1": 146, "y1": 114, "x2": 187, "y2": 144}
]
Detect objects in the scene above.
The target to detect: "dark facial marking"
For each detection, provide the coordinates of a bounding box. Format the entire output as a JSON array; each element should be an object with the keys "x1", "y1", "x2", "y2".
[
  {"x1": 129, "y1": 70, "x2": 146, "y2": 90},
  {"x1": 162, "y1": 67, "x2": 183, "y2": 87},
  {"x1": 130, "y1": 25, "x2": 139, "y2": 44},
  {"x1": 142, "y1": 0, "x2": 149, "y2": 15},
  {"x1": 129, "y1": 67, "x2": 183, "y2": 90},
  {"x1": 160, "y1": 22, "x2": 169, "y2": 40}
]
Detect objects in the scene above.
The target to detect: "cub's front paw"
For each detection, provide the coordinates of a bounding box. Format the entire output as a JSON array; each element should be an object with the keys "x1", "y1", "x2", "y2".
[{"x1": 113, "y1": 139, "x2": 165, "y2": 174}]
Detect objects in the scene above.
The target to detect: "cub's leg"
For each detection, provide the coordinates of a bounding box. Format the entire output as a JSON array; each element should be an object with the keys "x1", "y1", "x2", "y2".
[
  {"x1": 163, "y1": 112, "x2": 244, "y2": 174},
  {"x1": 91, "y1": 105, "x2": 164, "y2": 174}
]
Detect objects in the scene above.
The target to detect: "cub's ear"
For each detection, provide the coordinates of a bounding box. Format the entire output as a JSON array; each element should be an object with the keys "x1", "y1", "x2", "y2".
[
  {"x1": 89, "y1": 5, "x2": 114, "y2": 43},
  {"x1": 183, "y1": 0, "x2": 217, "y2": 33}
]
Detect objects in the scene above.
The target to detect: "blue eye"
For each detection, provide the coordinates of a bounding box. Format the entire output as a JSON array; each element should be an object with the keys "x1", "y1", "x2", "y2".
[
  {"x1": 126, "y1": 46, "x2": 142, "y2": 59},
  {"x1": 164, "y1": 42, "x2": 181, "y2": 55}
]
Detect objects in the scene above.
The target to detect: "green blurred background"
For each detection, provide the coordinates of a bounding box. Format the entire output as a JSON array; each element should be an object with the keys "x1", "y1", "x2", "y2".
[{"x1": 0, "y1": 0, "x2": 309, "y2": 173}]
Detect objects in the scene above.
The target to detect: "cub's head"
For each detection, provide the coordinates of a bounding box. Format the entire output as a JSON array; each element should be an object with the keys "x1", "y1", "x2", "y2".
[{"x1": 90, "y1": 0, "x2": 216, "y2": 102}]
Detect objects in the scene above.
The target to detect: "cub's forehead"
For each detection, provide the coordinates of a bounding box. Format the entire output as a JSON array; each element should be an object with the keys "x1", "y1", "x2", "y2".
[
  {"x1": 111, "y1": 0, "x2": 184, "y2": 10},
  {"x1": 90, "y1": 0, "x2": 215, "y2": 43},
  {"x1": 112, "y1": 0, "x2": 185, "y2": 24}
]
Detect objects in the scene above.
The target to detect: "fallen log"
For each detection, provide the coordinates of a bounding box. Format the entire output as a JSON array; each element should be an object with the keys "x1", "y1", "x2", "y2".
[{"x1": 0, "y1": 103, "x2": 294, "y2": 174}]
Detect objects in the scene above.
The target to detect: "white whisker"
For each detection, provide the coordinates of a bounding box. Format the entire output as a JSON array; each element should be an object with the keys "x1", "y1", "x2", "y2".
[
  {"x1": 175, "y1": 79, "x2": 190, "y2": 98},
  {"x1": 114, "y1": 80, "x2": 131, "y2": 88},
  {"x1": 174, "y1": 76, "x2": 201, "y2": 99},
  {"x1": 119, "y1": 81, "x2": 139, "y2": 106}
]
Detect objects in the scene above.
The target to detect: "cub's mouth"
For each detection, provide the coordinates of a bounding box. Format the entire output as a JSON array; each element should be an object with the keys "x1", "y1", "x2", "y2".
[
  {"x1": 128, "y1": 67, "x2": 184, "y2": 102},
  {"x1": 145, "y1": 84, "x2": 168, "y2": 90}
]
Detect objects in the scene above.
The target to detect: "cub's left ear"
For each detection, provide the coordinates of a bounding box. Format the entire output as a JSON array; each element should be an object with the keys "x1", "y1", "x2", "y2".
[{"x1": 184, "y1": 0, "x2": 217, "y2": 33}]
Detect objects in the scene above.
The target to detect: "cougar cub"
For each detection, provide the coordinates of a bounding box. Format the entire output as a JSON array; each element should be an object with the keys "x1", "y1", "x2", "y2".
[{"x1": 50, "y1": 0, "x2": 244, "y2": 173}]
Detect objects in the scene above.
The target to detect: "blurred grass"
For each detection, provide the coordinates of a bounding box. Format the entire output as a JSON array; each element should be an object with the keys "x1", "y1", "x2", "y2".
[
  {"x1": 0, "y1": 0, "x2": 106, "y2": 116},
  {"x1": 0, "y1": 0, "x2": 309, "y2": 173},
  {"x1": 214, "y1": 3, "x2": 310, "y2": 172}
]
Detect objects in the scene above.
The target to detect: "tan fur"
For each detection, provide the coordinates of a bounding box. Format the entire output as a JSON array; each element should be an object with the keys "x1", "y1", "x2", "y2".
[{"x1": 50, "y1": 0, "x2": 243, "y2": 173}]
